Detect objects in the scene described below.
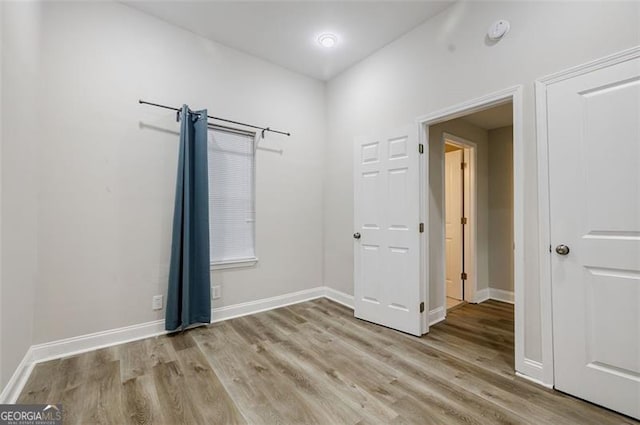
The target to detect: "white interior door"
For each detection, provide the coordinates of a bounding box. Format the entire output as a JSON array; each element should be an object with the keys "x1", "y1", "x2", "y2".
[
  {"x1": 547, "y1": 55, "x2": 640, "y2": 419},
  {"x1": 353, "y1": 126, "x2": 421, "y2": 336},
  {"x1": 445, "y1": 149, "x2": 464, "y2": 301}
]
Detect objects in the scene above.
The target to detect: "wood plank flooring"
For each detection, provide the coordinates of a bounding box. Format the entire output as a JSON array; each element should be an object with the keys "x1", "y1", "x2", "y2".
[{"x1": 18, "y1": 299, "x2": 637, "y2": 424}]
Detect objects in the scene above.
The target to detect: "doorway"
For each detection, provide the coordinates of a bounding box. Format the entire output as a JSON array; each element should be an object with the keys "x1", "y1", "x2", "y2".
[
  {"x1": 443, "y1": 136, "x2": 476, "y2": 311},
  {"x1": 418, "y1": 86, "x2": 524, "y2": 373},
  {"x1": 424, "y1": 100, "x2": 515, "y2": 316},
  {"x1": 426, "y1": 100, "x2": 516, "y2": 353}
]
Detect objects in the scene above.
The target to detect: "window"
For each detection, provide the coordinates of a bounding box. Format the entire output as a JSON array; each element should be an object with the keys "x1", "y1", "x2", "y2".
[{"x1": 208, "y1": 127, "x2": 257, "y2": 269}]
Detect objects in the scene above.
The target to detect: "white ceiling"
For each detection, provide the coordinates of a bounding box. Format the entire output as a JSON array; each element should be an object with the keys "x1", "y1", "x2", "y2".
[
  {"x1": 122, "y1": 1, "x2": 454, "y2": 81},
  {"x1": 461, "y1": 103, "x2": 513, "y2": 130}
]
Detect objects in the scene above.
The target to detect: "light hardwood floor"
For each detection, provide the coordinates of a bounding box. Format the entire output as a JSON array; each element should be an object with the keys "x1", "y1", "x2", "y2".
[
  {"x1": 18, "y1": 299, "x2": 638, "y2": 424},
  {"x1": 445, "y1": 296, "x2": 464, "y2": 310}
]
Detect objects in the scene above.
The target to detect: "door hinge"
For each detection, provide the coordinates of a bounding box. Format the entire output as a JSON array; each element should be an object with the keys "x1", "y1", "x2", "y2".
[
  {"x1": 420, "y1": 302, "x2": 425, "y2": 313},
  {"x1": 461, "y1": 272, "x2": 468, "y2": 280},
  {"x1": 418, "y1": 144, "x2": 424, "y2": 154},
  {"x1": 461, "y1": 162, "x2": 467, "y2": 169},
  {"x1": 461, "y1": 217, "x2": 467, "y2": 225},
  {"x1": 419, "y1": 222, "x2": 424, "y2": 233}
]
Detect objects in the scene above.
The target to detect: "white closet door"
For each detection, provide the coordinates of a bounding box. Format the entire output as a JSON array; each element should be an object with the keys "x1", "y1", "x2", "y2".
[{"x1": 547, "y1": 55, "x2": 640, "y2": 419}]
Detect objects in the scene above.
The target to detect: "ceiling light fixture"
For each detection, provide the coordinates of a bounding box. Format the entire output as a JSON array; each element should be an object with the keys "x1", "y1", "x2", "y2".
[{"x1": 318, "y1": 33, "x2": 337, "y2": 48}]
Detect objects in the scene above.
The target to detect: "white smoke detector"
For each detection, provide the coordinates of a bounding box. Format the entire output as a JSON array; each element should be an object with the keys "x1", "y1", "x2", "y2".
[{"x1": 488, "y1": 20, "x2": 510, "y2": 41}]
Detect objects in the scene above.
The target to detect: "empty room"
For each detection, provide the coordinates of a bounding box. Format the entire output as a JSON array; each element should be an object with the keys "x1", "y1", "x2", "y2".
[{"x1": 1, "y1": 1, "x2": 639, "y2": 424}]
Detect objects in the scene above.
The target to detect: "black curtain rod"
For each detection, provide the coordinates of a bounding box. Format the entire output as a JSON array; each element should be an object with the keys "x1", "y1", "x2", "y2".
[{"x1": 138, "y1": 99, "x2": 291, "y2": 137}]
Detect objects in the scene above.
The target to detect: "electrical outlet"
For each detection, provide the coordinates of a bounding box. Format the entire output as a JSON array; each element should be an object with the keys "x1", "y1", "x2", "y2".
[
  {"x1": 152, "y1": 294, "x2": 163, "y2": 310},
  {"x1": 212, "y1": 285, "x2": 221, "y2": 300}
]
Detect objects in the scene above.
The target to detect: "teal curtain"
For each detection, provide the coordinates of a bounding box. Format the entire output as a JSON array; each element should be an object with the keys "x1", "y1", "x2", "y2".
[{"x1": 166, "y1": 105, "x2": 211, "y2": 331}]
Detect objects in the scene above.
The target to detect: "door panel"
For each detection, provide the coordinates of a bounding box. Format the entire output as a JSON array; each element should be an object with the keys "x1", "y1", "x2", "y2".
[
  {"x1": 354, "y1": 126, "x2": 421, "y2": 336},
  {"x1": 445, "y1": 149, "x2": 464, "y2": 301},
  {"x1": 548, "y1": 56, "x2": 640, "y2": 419},
  {"x1": 361, "y1": 244, "x2": 382, "y2": 304}
]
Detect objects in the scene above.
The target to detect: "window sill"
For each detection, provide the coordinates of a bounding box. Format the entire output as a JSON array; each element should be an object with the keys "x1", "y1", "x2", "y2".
[{"x1": 210, "y1": 257, "x2": 259, "y2": 271}]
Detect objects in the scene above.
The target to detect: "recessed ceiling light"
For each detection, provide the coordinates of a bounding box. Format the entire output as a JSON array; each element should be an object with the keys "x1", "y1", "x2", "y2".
[{"x1": 318, "y1": 33, "x2": 337, "y2": 48}]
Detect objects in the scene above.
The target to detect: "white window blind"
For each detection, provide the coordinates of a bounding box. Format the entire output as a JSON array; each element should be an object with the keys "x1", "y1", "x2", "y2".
[{"x1": 208, "y1": 127, "x2": 256, "y2": 266}]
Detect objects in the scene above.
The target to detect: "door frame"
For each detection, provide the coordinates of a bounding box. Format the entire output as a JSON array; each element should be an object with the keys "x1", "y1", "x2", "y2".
[
  {"x1": 416, "y1": 85, "x2": 526, "y2": 375},
  {"x1": 535, "y1": 45, "x2": 640, "y2": 388},
  {"x1": 442, "y1": 133, "x2": 477, "y2": 305}
]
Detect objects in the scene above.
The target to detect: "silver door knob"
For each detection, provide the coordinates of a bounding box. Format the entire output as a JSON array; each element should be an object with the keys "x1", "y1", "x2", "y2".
[
  {"x1": 353, "y1": 232, "x2": 361, "y2": 240},
  {"x1": 555, "y1": 244, "x2": 570, "y2": 255}
]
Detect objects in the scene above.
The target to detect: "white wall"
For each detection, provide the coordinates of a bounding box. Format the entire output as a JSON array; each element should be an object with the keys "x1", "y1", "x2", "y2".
[
  {"x1": 488, "y1": 126, "x2": 514, "y2": 293},
  {"x1": 0, "y1": 1, "x2": 41, "y2": 388},
  {"x1": 2, "y1": 1, "x2": 326, "y2": 349},
  {"x1": 324, "y1": 1, "x2": 640, "y2": 364}
]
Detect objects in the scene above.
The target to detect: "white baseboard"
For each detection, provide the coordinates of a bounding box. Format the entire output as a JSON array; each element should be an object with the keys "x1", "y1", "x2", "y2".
[
  {"x1": 30, "y1": 319, "x2": 167, "y2": 366},
  {"x1": 472, "y1": 288, "x2": 489, "y2": 303},
  {"x1": 489, "y1": 288, "x2": 515, "y2": 304},
  {"x1": 0, "y1": 285, "x2": 354, "y2": 403},
  {"x1": 211, "y1": 286, "x2": 326, "y2": 323},
  {"x1": 471, "y1": 288, "x2": 514, "y2": 304},
  {"x1": 428, "y1": 306, "x2": 446, "y2": 326},
  {"x1": 32, "y1": 286, "x2": 328, "y2": 364},
  {"x1": 324, "y1": 287, "x2": 354, "y2": 309},
  {"x1": 489, "y1": 288, "x2": 514, "y2": 304},
  {"x1": 0, "y1": 348, "x2": 35, "y2": 404}
]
